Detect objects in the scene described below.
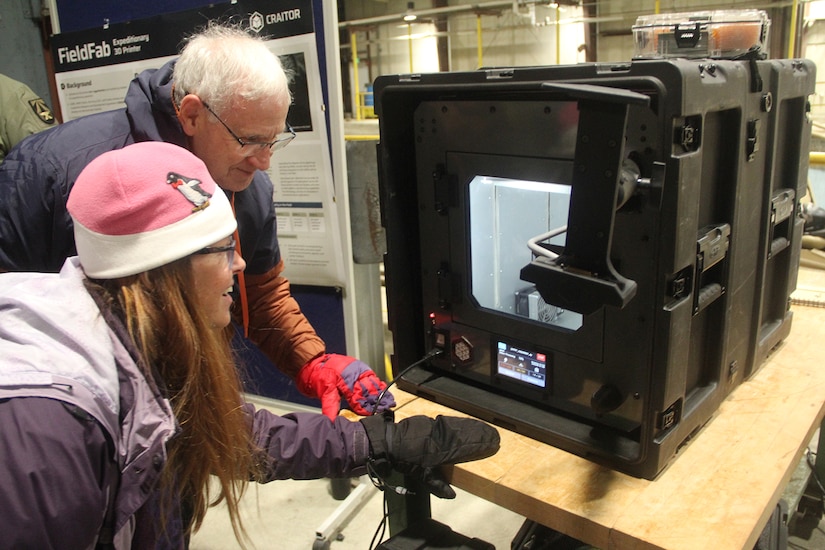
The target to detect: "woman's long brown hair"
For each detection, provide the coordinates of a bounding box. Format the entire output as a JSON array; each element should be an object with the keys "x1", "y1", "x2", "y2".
[{"x1": 90, "y1": 257, "x2": 262, "y2": 546}]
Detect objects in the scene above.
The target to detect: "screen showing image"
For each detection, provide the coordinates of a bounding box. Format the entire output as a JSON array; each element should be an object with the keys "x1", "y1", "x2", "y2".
[{"x1": 496, "y1": 340, "x2": 547, "y2": 389}]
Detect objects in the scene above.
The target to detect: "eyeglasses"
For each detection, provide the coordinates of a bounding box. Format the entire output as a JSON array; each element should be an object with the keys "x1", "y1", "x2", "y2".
[
  {"x1": 202, "y1": 101, "x2": 295, "y2": 154},
  {"x1": 194, "y1": 237, "x2": 236, "y2": 266}
]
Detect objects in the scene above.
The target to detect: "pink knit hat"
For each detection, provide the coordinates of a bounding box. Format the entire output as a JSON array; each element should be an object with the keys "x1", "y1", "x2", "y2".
[{"x1": 68, "y1": 142, "x2": 237, "y2": 279}]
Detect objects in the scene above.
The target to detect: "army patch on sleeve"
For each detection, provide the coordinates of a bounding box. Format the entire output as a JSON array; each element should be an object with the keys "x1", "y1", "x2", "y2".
[{"x1": 28, "y1": 97, "x2": 56, "y2": 125}]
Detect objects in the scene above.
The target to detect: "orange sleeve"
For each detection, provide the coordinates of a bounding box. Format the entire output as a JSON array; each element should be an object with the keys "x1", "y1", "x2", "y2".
[{"x1": 240, "y1": 259, "x2": 326, "y2": 379}]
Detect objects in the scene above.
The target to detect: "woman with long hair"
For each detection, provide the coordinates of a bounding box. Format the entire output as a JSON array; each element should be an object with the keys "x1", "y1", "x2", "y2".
[{"x1": 0, "y1": 142, "x2": 499, "y2": 549}]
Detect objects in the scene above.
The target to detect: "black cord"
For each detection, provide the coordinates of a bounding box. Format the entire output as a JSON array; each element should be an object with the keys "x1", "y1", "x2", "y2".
[
  {"x1": 366, "y1": 347, "x2": 444, "y2": 548},
  {"x1": 366, "y1": 458, "x2": 413, "y2": 496},
  {"x1": 368, "y1": 490, "x2": 390, "y2": 550},
  {"x1": 371, "y1": 347, "x2": 443, "y2": 416}
]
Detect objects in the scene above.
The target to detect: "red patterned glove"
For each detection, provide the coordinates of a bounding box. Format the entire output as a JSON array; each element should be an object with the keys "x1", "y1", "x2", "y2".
[{"x1": 296, "y1": 354, "x2": 396, "y2": 419}]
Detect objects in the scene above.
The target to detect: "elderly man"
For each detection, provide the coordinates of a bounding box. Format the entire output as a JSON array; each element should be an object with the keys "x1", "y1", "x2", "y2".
[{"x1": 0, "y1": 23, "x2": 393, "y2": 418}]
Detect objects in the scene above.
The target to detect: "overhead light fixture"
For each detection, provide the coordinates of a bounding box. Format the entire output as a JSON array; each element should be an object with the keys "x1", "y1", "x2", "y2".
[{"x1": 403, "y1": 2, "x2": 417, "y2": 22}]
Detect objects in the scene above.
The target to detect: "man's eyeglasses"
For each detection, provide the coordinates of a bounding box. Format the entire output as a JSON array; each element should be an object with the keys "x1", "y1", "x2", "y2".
[
  {"x1": 202, "y1": 101, "x2": 295, "y2": 154},
  {"x1": 194, "y1": 237, "x2": 236, "y2": 266}
]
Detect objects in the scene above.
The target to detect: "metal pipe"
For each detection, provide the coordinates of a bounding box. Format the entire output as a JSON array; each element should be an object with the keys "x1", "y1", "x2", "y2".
[
  {"x1": 788, "y1": 0, "x2": 800, "y2": 57},
  {"x1": 408, "y1": 23, "x2": 414, "y2": 72},
  {"x1": 477, "y1": 13, "x2": 483, "y2": 68},
  {"x1": 810, "y1": 152, "x2": 825, "y2": 165},
  {"x1": 555, "y1": 4, "x2": 560, "y2": 64},
  {"x1": 351, "y1": 30, "x2": 361, "y2": 120}
]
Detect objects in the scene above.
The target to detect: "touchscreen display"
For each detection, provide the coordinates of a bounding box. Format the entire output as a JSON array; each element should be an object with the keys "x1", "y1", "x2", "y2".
[{"x1": 496, "y1": 340, "x2": 547, "y2": 389}]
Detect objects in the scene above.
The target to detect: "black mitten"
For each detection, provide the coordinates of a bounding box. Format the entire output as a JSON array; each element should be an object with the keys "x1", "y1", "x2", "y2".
[{"x1": 361, "y1": 412, "x2": 500, "y2": 498}]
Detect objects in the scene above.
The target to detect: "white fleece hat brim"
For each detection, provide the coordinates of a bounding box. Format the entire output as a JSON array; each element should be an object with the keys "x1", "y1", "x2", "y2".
[{"x1": 68, "y1": 142, "x2": 237, "y2": 279}]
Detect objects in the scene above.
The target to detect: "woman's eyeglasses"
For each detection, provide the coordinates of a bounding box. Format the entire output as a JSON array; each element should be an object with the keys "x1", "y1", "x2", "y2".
[{"x1": 194, "y1": 237, "x2": 236, "y2": 266}]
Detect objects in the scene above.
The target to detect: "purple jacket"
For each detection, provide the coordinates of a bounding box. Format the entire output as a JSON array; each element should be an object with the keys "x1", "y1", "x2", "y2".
[{"x1": 0, "y1": 259, "x2": 371, "y2": 549}]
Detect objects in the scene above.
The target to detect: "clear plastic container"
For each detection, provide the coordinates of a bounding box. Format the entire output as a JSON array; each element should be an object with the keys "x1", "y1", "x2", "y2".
[{"x1": 632, "y1": 9, "x2": 770, "y2": 59}]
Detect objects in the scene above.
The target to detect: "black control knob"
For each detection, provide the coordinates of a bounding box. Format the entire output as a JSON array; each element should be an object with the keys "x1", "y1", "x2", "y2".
[{"x1": 591, "y1": 384, "x2": 624, "y2": 417}]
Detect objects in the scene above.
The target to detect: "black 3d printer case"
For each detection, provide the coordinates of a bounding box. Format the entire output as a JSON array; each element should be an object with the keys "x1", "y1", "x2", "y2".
[{"x1": 374, "y1": 57, "x2": 815, "y2": 480}]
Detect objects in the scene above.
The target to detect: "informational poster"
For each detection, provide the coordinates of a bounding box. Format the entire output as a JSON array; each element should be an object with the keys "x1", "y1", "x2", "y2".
[{"x1": 50, "y1": 0, "x2": 347, "y2": 287}]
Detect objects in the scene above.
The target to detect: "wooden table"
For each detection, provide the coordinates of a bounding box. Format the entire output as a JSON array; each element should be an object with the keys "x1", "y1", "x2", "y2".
[{"x1": 390, "y1": 303, "x2": 825, "y2": 550}]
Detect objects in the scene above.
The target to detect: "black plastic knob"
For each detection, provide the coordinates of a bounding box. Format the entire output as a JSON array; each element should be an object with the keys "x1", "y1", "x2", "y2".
[{"x1": 591, "y1": 384, "x2": 624, "y2": 417}]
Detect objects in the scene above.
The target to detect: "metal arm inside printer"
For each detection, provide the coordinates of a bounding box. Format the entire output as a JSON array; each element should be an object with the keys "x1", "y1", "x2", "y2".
[{"x1": 519, "y1": 82, "x2": 649, "y2": 315}]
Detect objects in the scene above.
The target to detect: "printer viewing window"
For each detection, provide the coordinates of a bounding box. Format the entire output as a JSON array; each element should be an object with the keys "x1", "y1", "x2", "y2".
[{"x1": 468, "y1": 175, "x2": 582, "y2": 330}]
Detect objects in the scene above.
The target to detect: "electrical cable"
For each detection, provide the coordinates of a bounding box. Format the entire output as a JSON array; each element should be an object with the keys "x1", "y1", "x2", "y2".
[
  {"x1": 368, "y1": 489, "x2": 390, "y2": 550},
  {"x1": 371, "y1": 347, "x2": 444, "y2": 416},
  {"x1": 365, "y1": 347, "x2": 445, "y2": 549},
  {"x1": 366, "y1": 347, "x2": 445, "y2": 496},
  {"x1": 366, "y1": 457, "x2": 412, "y2": 496}
]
